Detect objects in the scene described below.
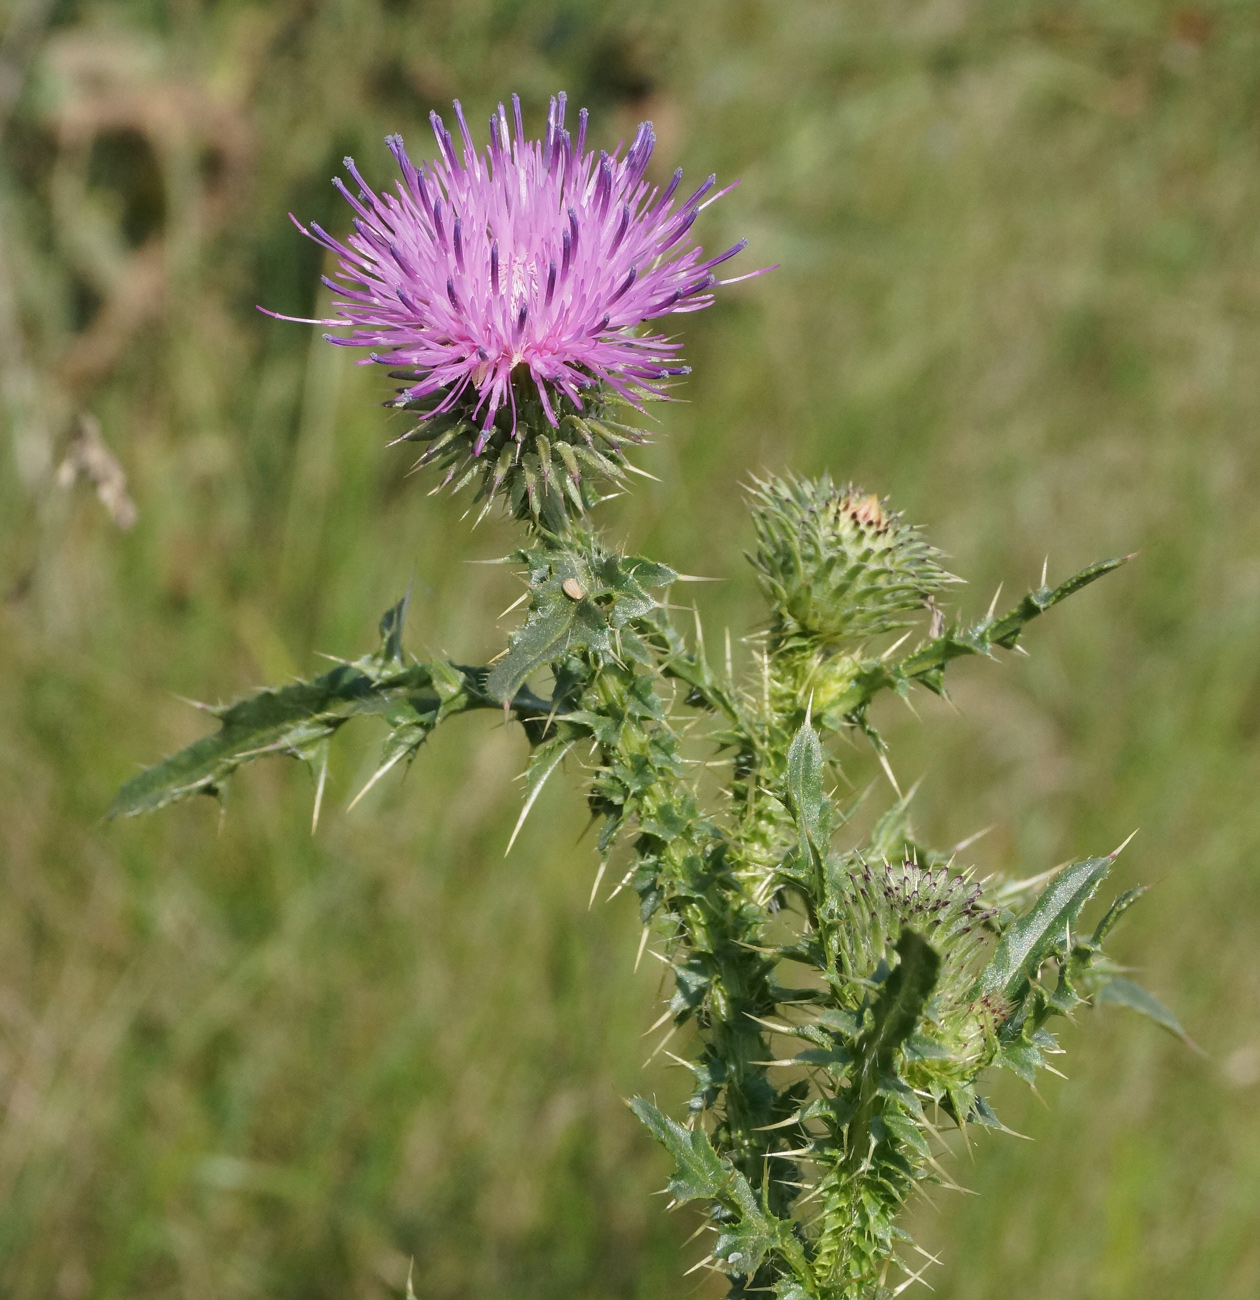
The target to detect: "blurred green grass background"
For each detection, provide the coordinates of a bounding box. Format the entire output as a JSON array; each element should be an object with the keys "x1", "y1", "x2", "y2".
[{"x1": 2, "y1": 0, "x2": 1259, "y2": 1296}]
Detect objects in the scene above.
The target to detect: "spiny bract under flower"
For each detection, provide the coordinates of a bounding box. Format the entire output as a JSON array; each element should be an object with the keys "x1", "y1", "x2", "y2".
[{"x1": 277, "y1": 92, "x2": 756, "y2": 442}]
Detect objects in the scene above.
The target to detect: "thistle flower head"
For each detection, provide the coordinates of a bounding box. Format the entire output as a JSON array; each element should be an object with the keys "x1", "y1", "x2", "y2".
[
  {"x1": 747, "y1": 473, "x2": 961, "y2": 650},
  {"x1": 274, "y1": 93, "x2": 762, "y2": 527}
]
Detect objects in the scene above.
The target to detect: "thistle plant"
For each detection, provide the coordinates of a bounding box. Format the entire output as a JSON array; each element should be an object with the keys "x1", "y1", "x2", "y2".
[{"x1": 112, "y1": 95, "x2": 1188, "y2": 1299}]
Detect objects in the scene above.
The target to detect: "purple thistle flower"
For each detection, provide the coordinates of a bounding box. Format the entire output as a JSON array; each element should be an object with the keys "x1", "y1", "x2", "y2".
[{"x1": 268, "y1": 93, "x2": 764, "y2": 452}]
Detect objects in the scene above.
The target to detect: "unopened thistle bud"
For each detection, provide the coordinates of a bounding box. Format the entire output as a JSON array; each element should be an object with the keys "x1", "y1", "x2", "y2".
[{"x1": 747, "y1": 472, "x2": 961, "y2": 650}]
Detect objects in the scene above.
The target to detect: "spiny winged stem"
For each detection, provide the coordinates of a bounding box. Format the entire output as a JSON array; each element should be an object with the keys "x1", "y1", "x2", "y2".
[{"x1": 112, "y1": 471, "x2": 1187, "y2": 1299}]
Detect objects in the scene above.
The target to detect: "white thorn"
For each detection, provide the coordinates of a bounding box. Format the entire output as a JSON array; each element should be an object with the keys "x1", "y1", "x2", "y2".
[
  {"x1": 588, "y1": 857, "x2": 609, "y2": 907},
  {"x1": 950, "y1": 824, "x2": 995, "y2": 854},
  {"x1": 347, "y1": 749, "x2": 407, "y2": 811},
  {"x1": 311, "y1": 748, "x2": 329, "y2": 834},
  {"x1": 643, "y1": 1024, "x2": 677, "y2": 1067},
  {"x1": 642, "y1": 1007, "x2": 672, "y2": 1037},
  {"x1": 881, "y1": 630, "x2": 913, "y2": 660},
  {"x1": 634, "y1": 924, "x2": 651, "y2": 972},
  {"x1": 878, "y1": 750, "x2": 903, "y2": 799}
]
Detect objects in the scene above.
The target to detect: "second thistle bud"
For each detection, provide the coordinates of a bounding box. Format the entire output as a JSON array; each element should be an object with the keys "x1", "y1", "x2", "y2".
[{"x1": 747, "y1": 473, "x2": 960, "y2": 651}]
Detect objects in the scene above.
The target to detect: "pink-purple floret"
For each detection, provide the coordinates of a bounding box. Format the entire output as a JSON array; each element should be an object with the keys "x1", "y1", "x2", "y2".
[{"x1": 271, "y1": 93, "x2": 762, "y2": 451}]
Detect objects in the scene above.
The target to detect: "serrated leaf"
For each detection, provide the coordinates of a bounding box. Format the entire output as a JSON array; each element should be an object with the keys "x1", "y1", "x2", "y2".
[
  {"x1": 966, "y1": 1094, "x2": 1005, "y2": 1130},
  {"x1": 998, "y1": 1037, "x2": 1044, "y2": 1083},
  {"x1": 348, "y1": 717, "x2": 434, "y2": 810},
  {"x1": 489, "y1": 592, "x2": 610, "y2": 702},
  {"x1": 110, "y1": 661, "x2": 431, "y2": 817},
  {"x1": 974, "y1": 855, "x2": 1113, "y2": 1002},
  {"x1": 874, "y1": 556, "x2": 1131, "y2": 708},
  {"x1": 792, "y1": 1045, "x2": 852, "y2": 1074},
  {"x1": 714, "y1": 1215, "x2": 776, "y2": 1279},
  {"x1": 487, "y1": 554, "x2": 618, "y2": 703},
  {"x1": 602, "y1": 553, "x2": 675, "y2": 627},
  {"x1": 112, "y1": 602, "x2": 567, "y2": 819},
  {"x1": 775, "y1": 1284, "x2": 811, "y2": 1300},
  {"x1": 628, "y1": 1098, "x2": 733, "y2": 1204},
  {"x1": 629, "y1": 1099, "x2": 810, "y2": 1283},
  {"x1": 487, "y1": 594, "x2": 577, "y2": 703},
  {"x1": 989, "y1": 557, "x2": 1127, "y2": 648},
  {"x1": 1095, "y1": 977, "x2": 1197, "y2": 1050}
]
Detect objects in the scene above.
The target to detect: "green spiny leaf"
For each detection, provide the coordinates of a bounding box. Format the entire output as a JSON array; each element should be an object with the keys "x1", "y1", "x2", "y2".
[
  {"x1": 488, "y1": 585, "x2": 604, "y2": 703},
  {"x1": 988, "y1": 556, "x2": 1129, "y2": 648},
  {"x1": 714, "y1": 1215, "x2": 777, "y2": 1279},
  {"x1": 786, "y1": 719, "x2": 827, "y2": 864},
  {"x1": 109, "y1": 661, "x2": 429, "y2": 817},
  {"x1": 1095, "y1": 977, "x2": 1198, "y2": 1051},
  {"x1": 1090, "y1": 886, "x2": 1148, "y2": 947},
  {"x1": 111, "y1": 602, "x2": 567, "y2": 819},
  {"x1": 628, "y1": 1098, "x2": 734, "y2": 1204},
  {"x1": 974, "y1": 854, "x2": 1114, "y2": 1002},
  {"x1": 629, "y1": 1100, "x2": 811, "y2": 1283},
  {"x1": 899, "y1": 557, "x2": 1129, "y2": 685}
]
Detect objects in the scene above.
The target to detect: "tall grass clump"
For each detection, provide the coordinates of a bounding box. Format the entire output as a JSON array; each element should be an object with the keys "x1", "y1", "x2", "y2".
[{"x1": 110, "y1": 94, "x2": 1191, "y2": 1298}]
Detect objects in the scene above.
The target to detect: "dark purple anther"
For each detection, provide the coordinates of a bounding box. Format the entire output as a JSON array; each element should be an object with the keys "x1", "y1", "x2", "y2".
[
  {"x1": 660, "y1": 208, "x2": 699, "y2": 251},
  {"x1": 682, "y1": 174, "x2": 717, "y2": 212},
  {"x1": 429, "y1": 111, "x2": 453, "y2": 167},
  {"x1": 596, "y1": 154, "x2": 613, "y2": 219},
  {"x1": 452, "y1": 100, "x2": 474, "y2": 157},
  {"x1": 609, "y1": 204, "x2": 631, "y2": 254},
  {"x1": 650, "y1": 168, "x2": 684, "y2": 217},
  {"x1": 609, "y1": 267, "x2": 637, "y2": 304},
  {"x1": 489, "y1": 113, "x2": 502, "y2": 166}
]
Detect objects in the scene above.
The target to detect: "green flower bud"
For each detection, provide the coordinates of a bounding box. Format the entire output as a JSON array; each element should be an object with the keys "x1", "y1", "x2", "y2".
[{"x1": 747, "y1": 473, "x2": 961, "y2": 650}]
